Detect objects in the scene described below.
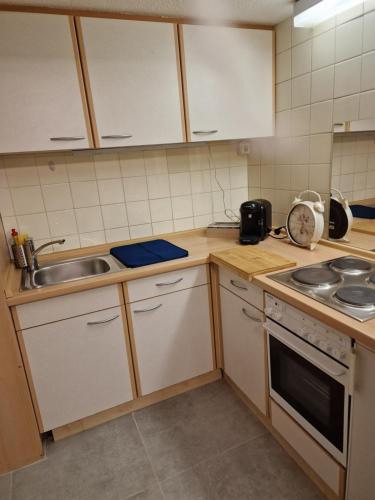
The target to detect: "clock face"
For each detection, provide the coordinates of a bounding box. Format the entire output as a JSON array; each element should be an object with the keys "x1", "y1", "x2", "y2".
[{"x1": 287, "y1": 204, "x2": 316, "y2": 246}]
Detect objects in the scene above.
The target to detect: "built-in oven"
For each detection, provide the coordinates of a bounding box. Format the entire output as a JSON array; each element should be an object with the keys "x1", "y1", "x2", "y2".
[{"x1": 264, "y1": 293, "x2": 355, "y2": 467}]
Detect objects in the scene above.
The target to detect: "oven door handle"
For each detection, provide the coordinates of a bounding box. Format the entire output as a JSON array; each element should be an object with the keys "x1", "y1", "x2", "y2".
[{"x1": 265, "y1": 323, "x2": 347, "y2": 379}]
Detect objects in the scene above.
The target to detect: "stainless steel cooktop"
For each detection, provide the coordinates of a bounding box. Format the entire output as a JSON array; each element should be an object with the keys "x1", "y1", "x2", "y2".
[{"x1": 270, "y1": 256, "x2": 375, "y2": 322}]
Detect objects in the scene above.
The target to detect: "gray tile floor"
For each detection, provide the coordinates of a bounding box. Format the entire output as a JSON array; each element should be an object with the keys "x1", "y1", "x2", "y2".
[{"x1": 0, "y1": 380, "x2": 323, "y2": 500}]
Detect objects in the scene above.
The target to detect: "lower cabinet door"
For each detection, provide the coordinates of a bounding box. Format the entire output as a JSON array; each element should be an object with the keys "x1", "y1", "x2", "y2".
[
  {"x1": 130, "y1": 285, "x2": 214, "y2": 395},
  {"x1": 220, "y1": 286, "x2": 266, "y2": 414},
  {"x1": 22, "y1": 306, "x2": 134, "y2": 431}
]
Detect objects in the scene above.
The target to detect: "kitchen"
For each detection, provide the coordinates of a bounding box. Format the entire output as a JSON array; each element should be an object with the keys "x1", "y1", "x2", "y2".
[{"x1": 0, "y1": 0, "x2": 374, "y2": 499}]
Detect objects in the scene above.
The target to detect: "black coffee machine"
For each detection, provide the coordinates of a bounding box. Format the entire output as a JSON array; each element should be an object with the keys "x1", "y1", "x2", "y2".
[{"x1": 240, "y1": 199, "x2": 272, "y2": 245}]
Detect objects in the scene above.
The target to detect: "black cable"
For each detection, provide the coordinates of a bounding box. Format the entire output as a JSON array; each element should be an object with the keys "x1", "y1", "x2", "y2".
[{"x1": 269, "y1": 226, "x2": 288, "y2": 240}]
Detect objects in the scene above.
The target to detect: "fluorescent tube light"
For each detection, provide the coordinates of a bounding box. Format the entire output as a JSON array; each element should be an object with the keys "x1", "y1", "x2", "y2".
[{"x1": 294, "y1": 0, "x2": 363, "y2": 28}]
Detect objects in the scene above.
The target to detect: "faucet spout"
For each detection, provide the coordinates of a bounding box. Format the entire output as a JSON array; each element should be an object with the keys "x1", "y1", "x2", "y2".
[
  {"x1": 27, "y1": 239, "x2": 65, "y2": 271},
  {"x1": 32, "y1": 239, "x2": 65, "y2": 258}
]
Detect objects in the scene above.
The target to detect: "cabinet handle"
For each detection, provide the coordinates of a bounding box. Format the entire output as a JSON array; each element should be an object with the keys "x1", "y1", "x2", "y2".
[
  {"x1": 87, "y1": 314, "x2": 119, "y2": 326},
  {"x1": 242, "y1": 308, "x2": 262, "y2": 323},
  {"x1": 134, "y1": 304, "x2": 162, "y2": 313},
  {"x1": 101, "y1": 135, "x2": 133, "y2": 139},
  {"x1": 156, "y1": 278, "x2": 183, "y2": 287},
  {"x1": 230, "y1": 279, "x2": 248, "y2": 291},
  {"x1": 192, "y1": 130, "x2": 218, "y2": 135},
  {"x1": 50, "y1": 136, "x2": 85, "y2": 141}
]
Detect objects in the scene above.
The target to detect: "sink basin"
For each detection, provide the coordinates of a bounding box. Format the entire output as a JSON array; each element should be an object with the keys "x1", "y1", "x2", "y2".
[{"x1": 21, "y1": 254, "x2": 125, "y2": 290}]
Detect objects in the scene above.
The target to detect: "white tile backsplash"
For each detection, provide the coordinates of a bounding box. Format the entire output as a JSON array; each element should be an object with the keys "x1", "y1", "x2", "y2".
[
  {"x1": 312, "y1": 29, "x2": 335, "y2": 71},
  {"x1": 335, "y1": 17, "x2": 363, "y2": 63},
  {"x1": 1, "y1": 143, "x2": 249, "y2": 254},
  {"x1": 334, "y1": 57, "x2": 362, "y2": 98},
  {"x1": 361, "y1": 51, "x2": 375, "y2": 91},
  {"x1": 292, "y1": 40, "x2": 312, "y2": 78},
  {"x1": 311, "y1": 66, "x2": 335, "y2": 103}
]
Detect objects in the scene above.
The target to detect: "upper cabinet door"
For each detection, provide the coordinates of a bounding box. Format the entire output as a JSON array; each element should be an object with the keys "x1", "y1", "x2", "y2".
[
  {"x1": 0, "y1": 12, "x2": 91, "y2": 154},
  {"x1": 180, "y1": 25, "x2": 274, "y2": 142},
  {"x1": 79, "y1": 18, "x2": 185, "y2": 148}
]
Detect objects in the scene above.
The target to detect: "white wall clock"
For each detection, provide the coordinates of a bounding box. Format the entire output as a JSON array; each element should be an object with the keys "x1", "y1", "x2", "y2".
[{"x1": 286, "y1": 190, "x2": 325, "y2": 250}]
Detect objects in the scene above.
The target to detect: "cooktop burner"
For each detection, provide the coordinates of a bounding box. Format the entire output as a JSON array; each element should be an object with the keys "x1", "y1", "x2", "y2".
[
  {"x1": 292, "y1": 268, "x2": 340, "y2": 287},
  {"x1": 330, "y1": 257, "x2": 373, "y2": 274},
  {"x1": 335, "y1": 286, "x2": 375, "y2": 308},
  {"x1": 270, "y1": 256, "x2": 375, "y2": 322}
]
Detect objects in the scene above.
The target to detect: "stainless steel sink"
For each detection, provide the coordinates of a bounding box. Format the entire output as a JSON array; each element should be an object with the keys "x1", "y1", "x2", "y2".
[{"x1": 21, "y1": 254, "x2": 125, "y2": 290}]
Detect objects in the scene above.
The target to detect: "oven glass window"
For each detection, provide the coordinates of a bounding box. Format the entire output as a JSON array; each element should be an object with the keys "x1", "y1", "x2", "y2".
[{"x1": 269, "y1": 335, "x2": 345, "y2": 451}]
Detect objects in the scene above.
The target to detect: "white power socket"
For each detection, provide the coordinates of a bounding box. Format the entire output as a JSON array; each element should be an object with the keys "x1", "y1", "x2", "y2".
[{"x1": 238, "y1": 141, "x2": 252, "y2": 155}]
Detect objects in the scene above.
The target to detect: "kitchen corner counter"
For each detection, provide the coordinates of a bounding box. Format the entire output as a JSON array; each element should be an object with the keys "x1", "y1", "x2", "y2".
[{"x1": 5, "y1": 229, "x2": 375, "y2": 351}]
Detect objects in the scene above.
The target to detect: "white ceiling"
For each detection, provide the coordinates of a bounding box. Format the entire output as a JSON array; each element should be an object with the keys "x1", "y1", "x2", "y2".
[{"x1": 1, "y1": 0, "x2": 294, "y2": 25}]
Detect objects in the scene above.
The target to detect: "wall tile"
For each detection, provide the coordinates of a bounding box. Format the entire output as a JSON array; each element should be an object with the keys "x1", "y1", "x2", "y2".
[
  {"x1": 6, "y1": 165, "x2": 39, "y2": 187},
  {"x1": 276, "y1": 80, "x2": 292, "y2": 112},
  {"x1": 66, "y1": 156, "x2": 96, "y2": 182},
  {"x1": 98, "y1": 178, "x2": 124, "y2": 205},
  {"x1": 334, "y1": 57, "x2": 362, "y2": 98},
  {"x1": 101, "y1": 203, "x2": 128, "y2": 229},
  {"x1": 151, "y1": 221, "x2": 173, "y2": 235},
  {"x1": 122, "y1": 176, "x2": 148, "y2": 202},
  {"x1": 194, "y1": 214, "x2": 213, "y2": 228},
  {"x1": 18, "y1": 213, "x2": 50, "y2": 239},
  {"x1": 37, "y1": 156, "x2": 68, "y2": 184},
  {"x1": 310, "y1": 134, "x2": 333, "y2": 164},
  {"x1": 363, "y1": 10, "x2": 375, "y2": 52},
  {"x1": 292, "y1": 40, "x2": 312, "y2": 77},
  {"x1": 336, "y1": 3, "x2": 363, "y2": 25},
  {"x1": 292, "y1": 74, "x2": 311, "y2": 107},
  {"x1": 147, "y1": 174, "x2": 170, "y2": 199},
  {"x1": 276, "y1": 110, "x2": 291, "y2": 137},
  {"x1": 309, "y1": 164, "x2": 331, "y2": 192},
  {"x1": 171, "y1": 195, "x2": 193, "y2": 219},
  {"x1": 42, "y1": 183, "x2": 73, "y2": 211},
  {"x1": 229, "y1": 166, "x2": 248, "y2": 189},
  {"x1": 192, "y1": 193, "x2": 212, "y2": 215},
  {"x1": 94, "y1": 153, "x2": 121, "y2": 179},
  {"x1": 312, "y1": 29, "x2": 335, "y2": 71},
  {"x1": 75, "y1": 206, "x2": 103, "y2": 233},
  {"x1": 311, "y1": 66, "x2": 334, "y2": 103},
  {"x1": 71, "y1": 180, "x2": 99, "y2": 208},
  {"x1": 105, "y1": 227, "x2": 130, "y2": 243},
  {"x1": 333, "y1": 94, "x2": 360, "y2": 122},
  {"x1": 80, "y1": 230, "x2": 106, "y2": 247},
  {"x1": 129, "y1": 224, "x2": 152, "y2": 239},
  {"x1": 187, "y1": 146, "x2": 210, "y2": 171},
  {"x1": 0, "y1": 189, "x2": 14, "y2": 217},
  {"x1": 291, "y1": 165, "x2": 309, "y2": 190},
  {"x1": 310, "y1": 100, "x2": 334, "y2": 134},
  {"x1": 292, "y1": 26, "x2": 312, "y2": 47},
  {"x1": 276, "y1": 50, "x2": 292, "y2": 83},
  {"x1": 335, "y1": 17, "x2": 363, "y2": 63},
  {"x1": 190, "y1": 170, "x2": 211, "y2": 193},
  {"x1": 211, "y1": 168, "x2": 230, "y2": 191},
  {"x1": 276, "y1": 17, "x2": 292, "y2": 53},
  {"x1": 149, "y1": 198, "x2": 173, "y2": 222},
  {"x1": 120, "y1": 151, "x2": 146, "y2": 177},
  {"x1": 359, "y1": 89, "x2": 375, "y2": 118},
  {"x1": 144, "y1": 150, "x2": 168, "y2": 175},
  {"x1": 169, "y1": 172, "x2": 192, "y2": 196},
  {"x1": 47, "y1": 209, "x2": 77, "y2": 237},
  {"x1": 291, "y1": 106, "x2": 311, "y2": 136},
  {"x1": 361, "y1": 51, "x2": 375, "y2": 91},
  {"x1": 166, "y1": 148, "x2": 189, "y2": 173},
  {"x1": 365, "y1": 0, "x2": 375, "y2": 13},
  {"x1": 126, "y1": 200, "x2": 151, "y2": 225},
  {"x1": 291, "y1": 135, "x2": 310, "y2": 164},
  {"x1": 11, "y1": 186, "x2": 44, "y2": 215}
]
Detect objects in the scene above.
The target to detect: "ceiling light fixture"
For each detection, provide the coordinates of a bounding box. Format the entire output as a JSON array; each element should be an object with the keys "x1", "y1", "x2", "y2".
[{"x1": 294, "y1": 0, "x2": 363, "y2": 28}]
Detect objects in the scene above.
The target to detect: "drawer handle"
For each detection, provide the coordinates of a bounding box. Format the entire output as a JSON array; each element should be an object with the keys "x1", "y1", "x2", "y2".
[
  {"x1": 242, "y1": 308, "x2": 262, "y2": 323},
  {"x1": 101, "y1": 135, "x2": 133, "y2": 139},
  {"x1": 134, "y1": 304, "x2": 162, "y2": 313},
  {"x1": 87, "y1": 314, "x2": 119, "y2": 326},
  {"x1": 50, "y1": 136, "x2": 85, "y2": 141},
  {"x1": 230, "y1": 279, "x2": 248, "y2": 291},
  {"x1": 156, "y1": 278, "x2": 183, "y2": 287},
  {"x1": 192, "y1": 130, "x2": 218, "y2": 135}
]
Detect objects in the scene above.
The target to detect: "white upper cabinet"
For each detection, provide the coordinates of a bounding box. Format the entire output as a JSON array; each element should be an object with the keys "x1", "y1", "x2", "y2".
[
  {"x1": 0, "y1": 12, "x2": 91, "y2": 154},
  {"x1": 79, "y1": 18, "x2": 185, "y2": 148},
  {"x1": 181, "y1": 24, "x2": 274, "y2": 142}
]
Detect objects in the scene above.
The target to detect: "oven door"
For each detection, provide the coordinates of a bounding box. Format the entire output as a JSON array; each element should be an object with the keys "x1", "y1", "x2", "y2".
[{"x1": 265, "y1": 319, "x2": 350, "y2": 466}]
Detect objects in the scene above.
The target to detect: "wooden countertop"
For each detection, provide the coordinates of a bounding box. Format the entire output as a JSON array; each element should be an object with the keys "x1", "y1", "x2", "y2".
[{"x1": 5, "y1": 229, "x2": 375, "y2": 350}]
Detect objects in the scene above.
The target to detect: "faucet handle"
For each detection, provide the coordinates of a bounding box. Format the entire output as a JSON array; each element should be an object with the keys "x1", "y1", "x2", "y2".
[{"x1": 23, "y1": 239, "x2": 35, "y2": 270}]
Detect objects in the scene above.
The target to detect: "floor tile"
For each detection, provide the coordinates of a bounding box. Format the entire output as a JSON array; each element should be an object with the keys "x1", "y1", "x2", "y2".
[
  {"x1": 0, "y1": 474, "x2": 11, "y2": 500},
  {"x1": 136, "y1": 381, "x2": 267, "y2": 481},
  {"x1": 12, "y1": 415, "x2": 156, "y2": 500},
  {"x1": 161, "y1": 434, "x2": 324, "y2": 500}
]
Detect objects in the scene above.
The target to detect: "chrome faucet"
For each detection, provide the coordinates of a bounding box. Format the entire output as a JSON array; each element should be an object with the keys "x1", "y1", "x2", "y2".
[{"x1": 25, "y1": 239, "x2": 65, "y2": 271}]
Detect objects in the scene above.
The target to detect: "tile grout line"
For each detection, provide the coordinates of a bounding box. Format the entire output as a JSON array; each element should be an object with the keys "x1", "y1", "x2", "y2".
[{"x1": 131, "y1": 412, "x2": 167, "y2": 500}]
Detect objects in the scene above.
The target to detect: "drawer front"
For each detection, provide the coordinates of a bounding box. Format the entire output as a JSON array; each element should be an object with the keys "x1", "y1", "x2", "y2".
[
  {"x1": 126, "y1": 264, "x2": 208, "y2": 303},
  {"x1": 271, "y1": 400, "x2": 342, "y2": 496},
  {"x1": 219, "y1": 267, "x2": 263, "y2": 310},
  {"x1": 22, "y1": 306, "x2": 133, "y2": 431},
  {"x1": 16, "y1": 285, "x2": 122, "y2": 330}
]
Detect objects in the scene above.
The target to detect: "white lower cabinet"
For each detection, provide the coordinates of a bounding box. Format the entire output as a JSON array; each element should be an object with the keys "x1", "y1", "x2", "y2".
[
  {"x1": 22, "y1": 306, "x2": 133, "y2": 431},
  {"x1": 130, "y1": 285, "x2": 213, "y2": 395},
  {"x1": 220, "y1": 285, "x2": 267, "y2": 415}
]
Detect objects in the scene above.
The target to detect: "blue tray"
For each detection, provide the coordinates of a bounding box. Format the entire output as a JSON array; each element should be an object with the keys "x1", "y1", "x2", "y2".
[{"x1": 110, "y1": 239, "x2": 188, "y2": 268}]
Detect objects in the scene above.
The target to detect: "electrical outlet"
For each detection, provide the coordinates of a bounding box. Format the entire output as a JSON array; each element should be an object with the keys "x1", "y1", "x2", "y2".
[{"x1": 238, "y1": 141, "x2": 251, "y2": 155}]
